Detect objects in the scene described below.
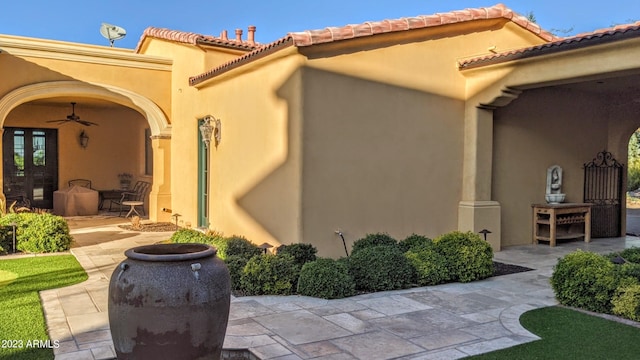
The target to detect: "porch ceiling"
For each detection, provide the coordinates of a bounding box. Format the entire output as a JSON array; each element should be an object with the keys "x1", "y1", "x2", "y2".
[
  {"x1": 30, "y1": 97, "x2": 118, "y2": 108},
  {"x1": 553, "y1": 73, "x2": 640, "y2": 95}
]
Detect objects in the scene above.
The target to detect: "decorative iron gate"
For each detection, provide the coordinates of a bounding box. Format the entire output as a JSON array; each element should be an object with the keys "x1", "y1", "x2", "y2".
[{"x1": 583, "y1": 150, "x2": 623, "y2": 238}]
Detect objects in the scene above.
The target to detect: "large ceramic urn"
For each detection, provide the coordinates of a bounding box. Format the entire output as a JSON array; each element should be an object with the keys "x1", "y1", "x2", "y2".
[{"x1": 108, "y1": 243, "x2": 230, "y2": 359}]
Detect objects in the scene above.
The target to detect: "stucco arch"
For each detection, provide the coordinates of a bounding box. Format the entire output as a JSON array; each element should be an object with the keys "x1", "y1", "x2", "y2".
[
  {"x1": 0, "y1": 80, "x2": 173, "y2": 222},
  {"x1": 0, "y1": 80, "x2": 171, "y2": 137}
]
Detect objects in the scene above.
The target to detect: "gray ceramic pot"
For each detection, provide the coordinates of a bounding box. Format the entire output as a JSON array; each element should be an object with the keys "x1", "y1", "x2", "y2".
[{"x1": 108, "y1": 243, "x2": 230, "y2": 359}]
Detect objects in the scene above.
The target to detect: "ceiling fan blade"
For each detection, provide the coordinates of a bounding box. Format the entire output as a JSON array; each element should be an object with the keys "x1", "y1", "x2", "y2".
[
  {"x1": 46, "y1": 119, "x2": 68, "y2": 123},
  {"x1": 77, "y1": 120, "x2": 99, "y2": 126}
]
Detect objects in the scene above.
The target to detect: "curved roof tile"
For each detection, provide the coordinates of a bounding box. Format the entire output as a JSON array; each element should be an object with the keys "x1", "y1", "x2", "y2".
[{"x1": 135, "y1": 27, "x2": 260, "y2": 53}]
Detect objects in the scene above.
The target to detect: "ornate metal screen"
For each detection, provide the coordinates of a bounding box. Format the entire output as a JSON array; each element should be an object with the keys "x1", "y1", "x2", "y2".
[{"x1": 583, "y1": 150, "x2": 623, "y2": 238}]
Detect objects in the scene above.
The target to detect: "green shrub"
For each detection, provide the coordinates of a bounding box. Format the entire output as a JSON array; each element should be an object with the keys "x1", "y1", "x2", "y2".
[
  {"x1": 434, "y1": 231, "x2": 493, "y2": 283},
  {"x1": 222, "y1": 235, "x2": 261, "y2": 260},
  {"x1": 348, "y1": 245, "x2": 414, "y2": 292},
  {"x1": 297, "y1": 258, "x2": 356, "y2": 299},
  {"x1": 276, "y1": 243, "x2": 317, "y2": 267},
  {"x1": 405, "y1": 246, "x2": 450, "y2": 286},
  {"x1": 612, "y1": 284, "x2": 640, "y2": 321},
  {"x1": 616, "y1": 247, "x2": 640, "y2": 263},
  {"x1": 0, "y1": 224, "x2": 14, "y2": 254},
  {"x1": 170, "y1": 228, "x2": 221, "y2": 244},
  {"x1": 399, "y1": 234, "x2": 432, "y2": 253},
  {"x1": 628, "y1": 158, "x2": 640, "y2": 191},
  {"x1": 0, "y1": 213, "x2": 72, "y2": 253},
  {"x1": 550, "y1": 250, "x2": 620, "y2": 313},
  {"x1": 224, "y1": 255, "x2": 251, "y2": 291},
  {"x1": 617, "y1": 262, "x2": 640, "y2": 282},
  {"x1": 241, "y1": 254, "x2": 299, "y2": 295},
  {"x1": 351, "y1": 233, "x2": 397, "y2": 254}
]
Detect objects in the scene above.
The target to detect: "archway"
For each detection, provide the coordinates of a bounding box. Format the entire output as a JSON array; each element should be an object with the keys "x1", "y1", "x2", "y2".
[{"x1": 0, "y1": 81, "x2": 172, "y2": 221}]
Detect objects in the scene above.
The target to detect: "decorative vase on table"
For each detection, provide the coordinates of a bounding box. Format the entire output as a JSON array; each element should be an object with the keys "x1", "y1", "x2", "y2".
[
  {"x1": 108, "y1": 243, "x2": 231, "y2": 360},
  {"x1": 119, "y1": 180, "x2": 130, "y2": 190}
]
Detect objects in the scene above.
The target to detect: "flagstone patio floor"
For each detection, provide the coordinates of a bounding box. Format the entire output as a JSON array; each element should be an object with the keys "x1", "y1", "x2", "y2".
[{"x1": 28, "y1": 216, "x2": 640, "y2": 359}]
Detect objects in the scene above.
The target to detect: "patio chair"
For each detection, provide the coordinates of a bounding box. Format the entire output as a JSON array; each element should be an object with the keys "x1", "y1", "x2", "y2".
[
  {"x1": 110, "y1": 180, "x2": 151, "y2": 217},
  {"x1": 68, "y1": 179, "x2": 92, "y2": 188}
]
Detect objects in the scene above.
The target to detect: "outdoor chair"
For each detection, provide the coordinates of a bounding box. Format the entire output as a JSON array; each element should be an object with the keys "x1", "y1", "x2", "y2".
[
  {"x1": 68, "y1": 179, "x2": 92, "y2": 188},
  {"x1": 110, "y1": 181, "x2": 151, "y2": 217}
]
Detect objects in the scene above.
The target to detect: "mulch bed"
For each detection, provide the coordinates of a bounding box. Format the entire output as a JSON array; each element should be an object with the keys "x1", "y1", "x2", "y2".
[
  {"x1": 493, "y1": 261, "x2": 534, "y2": 276},
  {"x1": 118, "y1": 222, "x2": 179, "y2": 232}
]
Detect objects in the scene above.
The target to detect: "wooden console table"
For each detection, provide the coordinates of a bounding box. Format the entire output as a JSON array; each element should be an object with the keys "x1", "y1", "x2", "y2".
[{"x1": 532, "y1": 203, "x2": 592, "y2": 247}]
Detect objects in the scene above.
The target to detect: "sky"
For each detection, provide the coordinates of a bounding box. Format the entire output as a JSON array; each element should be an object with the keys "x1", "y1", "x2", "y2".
[{"x1": 1, "y1": 1, "x2": 639, "y2": 49}]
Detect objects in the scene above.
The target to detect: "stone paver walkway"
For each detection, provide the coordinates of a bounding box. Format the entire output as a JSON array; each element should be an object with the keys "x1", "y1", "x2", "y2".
[{"x1": 36, "y1": 217, "x2": 640, "y2": 359}]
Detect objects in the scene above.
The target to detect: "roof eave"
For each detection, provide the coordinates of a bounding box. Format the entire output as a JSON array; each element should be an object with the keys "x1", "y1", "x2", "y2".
[
  {"x1": 189, "y1": 36, "x2": 295, "y2": 86},
  {"x1": 460, "y1": 24, "x2": 640, "y2": 70}
]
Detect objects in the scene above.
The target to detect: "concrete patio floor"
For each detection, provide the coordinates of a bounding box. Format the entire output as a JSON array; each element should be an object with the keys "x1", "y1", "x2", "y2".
[{"x1": 31, "y1": 216, "x2": 640, "y2": 360}]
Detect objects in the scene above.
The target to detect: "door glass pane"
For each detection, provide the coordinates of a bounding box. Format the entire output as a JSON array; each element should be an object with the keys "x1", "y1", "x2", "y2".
[
  {"x1": 32, "y1": 131, "x2": 46, "y2": 201},
  {"x1": 13, "y1": 130, "x2": 25, "y2": 177},
  {"x1": 33, "y1": 130, "x2": 46, "y2": 166}
]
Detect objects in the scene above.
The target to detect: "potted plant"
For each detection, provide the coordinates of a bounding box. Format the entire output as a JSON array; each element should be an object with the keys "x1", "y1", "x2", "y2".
[{"x1": 118, "y1": 173, "x2": 133, "y2": 190}]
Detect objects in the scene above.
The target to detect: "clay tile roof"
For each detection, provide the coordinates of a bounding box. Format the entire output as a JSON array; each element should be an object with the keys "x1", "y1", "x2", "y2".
[
  {"x1": 135, "y1": 27, "x2": 260, "y2": 53},
  {"x1": 285, "y1": 3, "x2": 556, "y2": 47},
  {"x1": 189, "y1": 3, "x2": 557, "y2": 85},
  {"x1": 459, "y1": 21, "x2": 640, "y2": 69}
]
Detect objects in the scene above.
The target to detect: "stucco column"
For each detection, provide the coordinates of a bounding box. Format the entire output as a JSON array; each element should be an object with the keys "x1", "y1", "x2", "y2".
[
  {"x1": 149, "y1": 135, "x2": 171, "y2": 222},
  {"x1": 458, "y1": 105, "x2": 501, "y2": 251}
]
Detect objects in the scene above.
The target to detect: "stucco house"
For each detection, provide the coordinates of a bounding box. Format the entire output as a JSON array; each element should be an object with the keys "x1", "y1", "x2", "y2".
[{"x1": 1, "y1": 3, "x2": 640, "y2": 257}]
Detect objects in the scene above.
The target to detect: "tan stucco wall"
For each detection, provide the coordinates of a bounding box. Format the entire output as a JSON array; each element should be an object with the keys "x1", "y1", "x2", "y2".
[
  {"x1": 0, "y1": 38, "x2": 171, "y2": 116},
  {"x1": 179, "y1": 51, "x2": 305, "y2": 243},
  {"x1": 493, "y1": 87, "x2": 609, "y2": 247},
  {"x1": 139, "y1": 39, "x2": 252, "y2": 223},
  {"x1": 300, "y1": 67, "x2": 464, "y2": 256},
  {"x1": 182, "y1": 19, "x2": 549, "y2": 256}
]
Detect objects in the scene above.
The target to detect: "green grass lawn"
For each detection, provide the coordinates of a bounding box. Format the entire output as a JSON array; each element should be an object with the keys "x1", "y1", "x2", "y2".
[
  {"x1": 468, "y1": 306, "x2": 640, "y2": 359},
  {"x1": 0, "y1": 255, "x2": 87, "y2": 360}
]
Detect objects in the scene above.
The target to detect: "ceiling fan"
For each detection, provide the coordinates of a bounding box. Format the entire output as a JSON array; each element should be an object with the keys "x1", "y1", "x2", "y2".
[{"x1": 47, "y1": 102, "x2": 99, "y2": 127}]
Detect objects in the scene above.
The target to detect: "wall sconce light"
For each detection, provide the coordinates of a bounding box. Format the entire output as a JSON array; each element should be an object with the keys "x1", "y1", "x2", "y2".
[
  {"x1": 79, "y1": 130, "x2": 89, "y2": 149},
  {"x1": 199, "y1": 115, "x2": 221, "y2": 149}
]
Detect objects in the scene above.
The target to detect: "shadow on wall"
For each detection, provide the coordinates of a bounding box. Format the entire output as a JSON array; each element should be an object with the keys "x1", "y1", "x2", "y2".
[{"x1": 236, "y1": 66, "x2": 464, "y2": 257}]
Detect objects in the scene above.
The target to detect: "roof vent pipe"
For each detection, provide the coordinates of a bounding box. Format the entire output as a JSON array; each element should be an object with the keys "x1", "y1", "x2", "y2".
[
  {"x1": 247, "y1": 26, "x2": 256, "y2": 44},
  {"x1": 235, "y1": 29, "x2": 243, "y2": 42},
  {"x1": 220, "y1": 30, "x2": 228, "y2": 41}
]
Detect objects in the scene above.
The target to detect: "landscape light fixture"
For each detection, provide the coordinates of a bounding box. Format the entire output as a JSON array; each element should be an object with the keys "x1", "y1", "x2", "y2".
[{"x1": 479, "y1": 229, "x2": 492, "y2": 241}]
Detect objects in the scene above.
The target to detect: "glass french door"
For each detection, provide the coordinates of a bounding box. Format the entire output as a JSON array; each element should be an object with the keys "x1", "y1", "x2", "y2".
[{"x1": 3, "y1": 128, "x2": 58, "y2": 209}]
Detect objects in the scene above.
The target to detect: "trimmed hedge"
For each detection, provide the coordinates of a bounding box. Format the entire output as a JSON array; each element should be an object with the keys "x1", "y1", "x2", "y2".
[
  {"x1": 241, "y1": 254, "x2": 299, "y2": 296},
  {"x1": 223, "y1": 235, "x2": 262, "y2": 259},
  {"x1": 550, "y1": 250, "x2": 621, "y2": 313},
  {"x1": 351, "y1": 233, "x2": 397, "y2": 255},
  {"x1": 170, "y1": 228, "x2": 222, "y2": 245},
  {"x1": 0, "y1": 213, "x2": 72, "y2": 253},
  {"x1": 434, "y1": 231, "x2": 493, "y2": 283},
  {"x1": 615, "y1": 247, "x2": 640, "y2": 264},
  {"x1": 170, "y1": 231, "x2": 260, "y2": 261},
  {"x1": 297, "y1": 258, "x2": 356, "y2": 299},
  {"x1": 224, "y1": 255, "x2": 251, "y2": 291},
  {"x1": 612, "y1": 284, "x2": 640, "y2": 321},
  {"x1": 276, "y1": 243, "x2": 317, "y2": 267},
  {"x1": 348, "y1": 245, "x2": 414, "y2": 291},
  {"x1": 399, "y1": 234, "x2": 432, "y2": 253},
  {"x1": 405, "y1": 245, "x2": 450, "y2": 286}
]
